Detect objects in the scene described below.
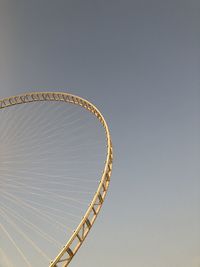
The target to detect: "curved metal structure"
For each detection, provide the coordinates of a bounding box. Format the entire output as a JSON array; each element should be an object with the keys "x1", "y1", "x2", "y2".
[{"x1": 0, "y1": 92, "x2": 113, "y2": 267}]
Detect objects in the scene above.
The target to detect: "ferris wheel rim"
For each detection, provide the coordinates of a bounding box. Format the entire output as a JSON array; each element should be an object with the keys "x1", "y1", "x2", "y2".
[{"x1": 0, "y1": 91, "x2": 113, "y2": 267}]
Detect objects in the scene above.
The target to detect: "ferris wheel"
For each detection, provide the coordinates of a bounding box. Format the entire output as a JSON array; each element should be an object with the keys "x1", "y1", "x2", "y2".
[{"x1": 0, "y1": 92, "x2": 113, "y2": 267}]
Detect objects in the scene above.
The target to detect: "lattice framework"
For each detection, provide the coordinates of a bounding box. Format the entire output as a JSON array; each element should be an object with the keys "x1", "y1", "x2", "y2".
[{"x1": 0, "y1": 92, "x2": 113, "y2": 267}]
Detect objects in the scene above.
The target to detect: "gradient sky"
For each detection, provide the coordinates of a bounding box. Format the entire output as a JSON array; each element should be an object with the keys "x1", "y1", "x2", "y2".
[{"x1": 0, "y1": 1, "x2": 199, "y2": 267}]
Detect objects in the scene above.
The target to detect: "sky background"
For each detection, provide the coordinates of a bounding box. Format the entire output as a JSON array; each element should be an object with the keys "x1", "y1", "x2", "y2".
[{"x1": 0, "y1": 1, "x2": 199, "y2": 267}]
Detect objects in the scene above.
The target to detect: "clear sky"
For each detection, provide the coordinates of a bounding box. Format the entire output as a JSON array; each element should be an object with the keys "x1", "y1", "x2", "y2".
[{"x1": 0, "y1": 1, "x2": 199, "y2": 267}]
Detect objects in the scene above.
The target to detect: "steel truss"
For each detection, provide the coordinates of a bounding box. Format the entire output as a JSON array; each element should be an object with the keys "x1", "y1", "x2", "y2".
[{"x1": 0, "y1": 92, "x2": 113, "y2": 267}]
